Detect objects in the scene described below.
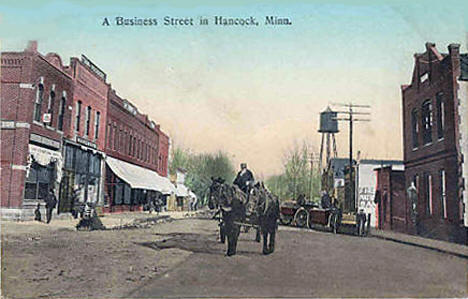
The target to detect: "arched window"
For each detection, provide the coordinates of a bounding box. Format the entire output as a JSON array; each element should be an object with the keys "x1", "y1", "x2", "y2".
[
  {"x1": 48, "y1": 90, "x2": 55, "y2": 126},
  {"x1": 57, "y1": 93, "x2": 66, "y2": 131},
  {"x1": 436, "y1": 92, "x2": 444, "y2": 139},
  {"x1": 33, "y1": 84, "x2": 44, "y2": 122},
  {"x1": 411, "y1": 109, "x2": 419, "y2": 149},
  {"x1": 422, "y1": 100, "x2": 433, "y2": 144},
  {"x1": 75, "y1": 101, "x2": 82, "y2": 132}
]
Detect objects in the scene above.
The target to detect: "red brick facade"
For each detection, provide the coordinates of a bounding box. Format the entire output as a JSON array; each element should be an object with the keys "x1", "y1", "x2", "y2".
[
  {"x1": 1, "y1": 41, "x2": 170, "y2": 218},
  {"x1": 401, "y1": 43, "x2": 466, "y2": 243},
  {"x1": 1, "y1": 42, "x2": 74, "y2": 210},
  {"x1": 375, "y1": 167, "x2": 407, "y2": 233},
  {"x1": 106, "y1": 89, "x2": 161, "y2": 173}
]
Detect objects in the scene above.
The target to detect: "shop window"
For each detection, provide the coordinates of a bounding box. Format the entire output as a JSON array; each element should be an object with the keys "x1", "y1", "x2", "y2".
[
  {"x1": 411, "y1": 109, "x2": 419, "y2": 149},
  {"x1": 440, "y1": 170, "x2": 447, "y2": 219},
  {"x1": 24, "y1": 162, "x2": 53, "y2": 201},
  {"x1": 114, "y1": 178, "x2": 123, "y2": 205},
  {"x1": 58, "y1": 96, "x2": 66, "y2": 131},
  {"x1": 124, "y1": 184, "x2": 131, "y2": 205},
  {"x1": 33, "y1": 84, "x2": 44, "y2": 122},
  {"x1": 436, "y1": 93, "x2": 444, "y2": 139},
  {"x1": 75, "y1": 101, "x2": 82, "y2": 132},
  {"x1": 65, "y1": 145, "x2": 75, "y2": 169},
  {"x1": 422, "y1": 100, "x2": 433, "y2": 145}
]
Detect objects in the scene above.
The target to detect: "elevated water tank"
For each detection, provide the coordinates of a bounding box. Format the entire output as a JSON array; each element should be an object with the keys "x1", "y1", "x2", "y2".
[{"x1": 318, "y1": 107, "x2": 338, "y2": 133}]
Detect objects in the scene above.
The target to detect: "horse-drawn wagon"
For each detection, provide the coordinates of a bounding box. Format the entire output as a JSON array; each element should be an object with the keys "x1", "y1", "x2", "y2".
[
  {"x1": 279, "y1": 199, "x2": 370, "y2": 236},
  {"x1": 209, "y1": 178, "x2": 279, "y2": 256}
]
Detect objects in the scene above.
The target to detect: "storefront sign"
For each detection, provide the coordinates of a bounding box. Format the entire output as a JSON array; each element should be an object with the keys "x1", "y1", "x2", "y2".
[
  {"x1": 30, "y1": 133, "x2": 60, "y2": 149},
  {"x1": 76, "y1": 136, "x2": 97, "y2": 149}
]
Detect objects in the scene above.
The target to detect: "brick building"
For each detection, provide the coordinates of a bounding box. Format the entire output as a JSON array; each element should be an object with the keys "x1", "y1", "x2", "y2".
[
  {"x1": 1, "y1": 41, "x2": 74, "y2": 219},
  {"x1": 103, "y1": 89, "x2": 173, "y2": 213},
  {"x1": 374, "y1": 166, "x2": 406, "y2": 233},
  {"x1": 1, "y1": 41, "x2": 172, "y2": 219},
  {"x1": 401, "y1": 42, "x2": 467, "y2": 243},
  {"x1": 58, "y1": 55, "x2": 110, "y2": 214}
]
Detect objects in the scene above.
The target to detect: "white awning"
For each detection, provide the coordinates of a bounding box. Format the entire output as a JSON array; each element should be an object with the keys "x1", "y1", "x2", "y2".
[
  {"x1": 106, "y1": 156, "x2": 176, "y2": 194},
  {"x1": 175, "y1": 184, "x2": 190, "y2": 197},
  {"x1": 28, "y1": 144, "x2": 63, "y2": 183}
]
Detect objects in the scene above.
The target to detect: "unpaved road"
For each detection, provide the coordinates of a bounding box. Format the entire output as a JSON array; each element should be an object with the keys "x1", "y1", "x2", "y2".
[{"x1": 2, "y1": 216, "x2": 467, "y2": 298}]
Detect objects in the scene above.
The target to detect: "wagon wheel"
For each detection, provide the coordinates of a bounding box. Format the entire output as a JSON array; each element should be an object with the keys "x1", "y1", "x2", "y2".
[
  {"x1": 329, "y1": 213, "x2": 339, "y2": 234},
  {"x1": 294, "y1": 209, "x2": 308, "y2": 228},
  {"x1": 308, "y1": 213, "x2": 315, "y2": 229},
  {"x1": 280, "y1": 213, "x2": 293, "y2": 225}
]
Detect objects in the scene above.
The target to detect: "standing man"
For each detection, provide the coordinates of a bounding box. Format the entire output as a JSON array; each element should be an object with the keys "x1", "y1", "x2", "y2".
[
  {"x1": 45, "y1": 188, "x2": 57, "y2": 224},
  {"x1": 233, "y1": 163, "x2": 255, "y2": 194}
]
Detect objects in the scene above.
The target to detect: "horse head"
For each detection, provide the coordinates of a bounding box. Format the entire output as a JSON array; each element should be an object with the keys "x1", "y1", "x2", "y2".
[{"x1": 208, "y1": 177, "x2": 225, "y2": 209}]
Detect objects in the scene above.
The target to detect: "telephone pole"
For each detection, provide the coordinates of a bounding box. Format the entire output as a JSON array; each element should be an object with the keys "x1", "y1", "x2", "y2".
[
  {"x1": 332, "y1": 103, "x2": 371, "y2": 212},
  {"x1": 308, "y1": 152, "x2": 319, "y2": 201}
]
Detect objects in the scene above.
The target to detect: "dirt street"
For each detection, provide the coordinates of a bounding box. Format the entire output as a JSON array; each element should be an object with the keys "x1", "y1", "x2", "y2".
[
  {"x1": 1, "y1": 214, "x2": 467, "y2": 298},
  {"x1": 1, "y1": 213, "x2": 201, "y2": 298}
]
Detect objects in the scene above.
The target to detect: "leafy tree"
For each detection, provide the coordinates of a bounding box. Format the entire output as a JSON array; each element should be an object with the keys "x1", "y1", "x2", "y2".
[
  {"x1": 266, "y1": 142, "x2": 321, "y2": 203},
  {"x1": 169, "y1": 147, "x2": 235, "y2": 206}
]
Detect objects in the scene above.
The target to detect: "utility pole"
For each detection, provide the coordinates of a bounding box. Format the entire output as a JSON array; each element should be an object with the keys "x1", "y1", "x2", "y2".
[
  {"x1": 332, "y1": 102, "x2": 371, "y2": 212},
  {"x1": 308, "y1": 152, "x2": 319, "y2": 201}
]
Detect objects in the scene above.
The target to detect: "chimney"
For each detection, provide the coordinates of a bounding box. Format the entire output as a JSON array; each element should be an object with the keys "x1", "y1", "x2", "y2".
[
  {"x1": 25, "y1": 40, "x2": 38, "y2": 52},
  {"x1": 448, "y1": 43, "x2": 460, "y2": 57}
]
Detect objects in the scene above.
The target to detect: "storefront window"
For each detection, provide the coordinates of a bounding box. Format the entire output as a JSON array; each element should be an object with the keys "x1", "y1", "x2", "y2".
[
  {"x1": 24, "y1": 162, "x2": 54, "y2": 201},
  {"x1": 63, "y1": 144, "x2": 102, "y2": 205}
]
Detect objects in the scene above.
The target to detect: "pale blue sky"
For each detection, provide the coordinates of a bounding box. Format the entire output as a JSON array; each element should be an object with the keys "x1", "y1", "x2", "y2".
[{"x1": 1, "y1": 0, "x2": 467, "y2": 175}]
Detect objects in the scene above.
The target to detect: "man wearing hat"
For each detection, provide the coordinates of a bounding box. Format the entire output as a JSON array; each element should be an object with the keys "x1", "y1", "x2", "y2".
[
  {"x1": 233, "y1": 163, "x2": 255, "y2": 194},
  {"x1": 45, "y1": 187, "x2": 57, "y2": 224}
]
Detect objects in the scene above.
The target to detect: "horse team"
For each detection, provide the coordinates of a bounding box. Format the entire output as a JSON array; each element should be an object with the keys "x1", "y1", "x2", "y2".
[{"x1": 208, "y1": 177, "x2": 280, "y2": 256}]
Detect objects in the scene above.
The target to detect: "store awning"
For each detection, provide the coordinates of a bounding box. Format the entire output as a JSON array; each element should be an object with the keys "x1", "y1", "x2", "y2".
[
  {"x1": 175, "y1": 184, "x2": 190, "y2": 197},
  {"x1": 28, "y1": 144, "x2": 63, "y2": 183},
  {"x1": 106, "y1": 156, "x2": 176, "y2": 194}
]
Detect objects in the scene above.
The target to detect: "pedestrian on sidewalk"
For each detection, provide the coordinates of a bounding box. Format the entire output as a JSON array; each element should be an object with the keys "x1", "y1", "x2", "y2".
[
  {"x1": 34, "y1": 203, "x2": 42, "y2": 222},
  {"x1": 45, "y1": 188, "x2": 57, "y2": 224},
  {"x1": 71, "y1": 184, "x2": 83, "y2": 219}
]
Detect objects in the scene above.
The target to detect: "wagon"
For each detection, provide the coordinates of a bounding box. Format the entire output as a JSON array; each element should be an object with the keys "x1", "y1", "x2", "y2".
[{"x1": 279, "y1": 201, "x2": 370, "y2": 236}]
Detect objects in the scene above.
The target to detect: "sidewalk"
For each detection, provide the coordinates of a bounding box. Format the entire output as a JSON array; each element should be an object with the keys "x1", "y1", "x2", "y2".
[
  {"x1": 1, "y1": 209, "x2": 209, "y2": 234},
  {"x1": 370, "y1": 228, "x2": 468, "y2": 259}
]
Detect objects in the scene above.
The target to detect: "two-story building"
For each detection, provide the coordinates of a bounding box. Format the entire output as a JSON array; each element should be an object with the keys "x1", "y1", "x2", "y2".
[
  {"x1": 1, "y1": 41, "x2": 172, "y2": 219},
  {"x1": 103, "y1": 89, "x2": 174, "y2": 213},
  {"x1": 401, "y1": 42, "x2": 466, "y2": 243},
  {"x1": 1, "y1": 41, "x2": 74, "y2": 219}
]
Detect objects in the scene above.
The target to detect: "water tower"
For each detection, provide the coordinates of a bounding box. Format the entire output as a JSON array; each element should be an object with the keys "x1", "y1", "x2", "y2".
[{"x1": 318, "y1": 106, "x2": 339, "y2": 175}]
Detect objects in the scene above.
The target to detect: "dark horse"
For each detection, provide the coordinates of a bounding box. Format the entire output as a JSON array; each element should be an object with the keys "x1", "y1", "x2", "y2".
[
  {"x1": 249, "y1": 182, "x2": 280, "y2": 254},
  {"x1": 209, "y1": 178, "x2": 247, "y2": 256},
  {"x1": 209, "y1": 178, "x2": 279, "y2": 255}
]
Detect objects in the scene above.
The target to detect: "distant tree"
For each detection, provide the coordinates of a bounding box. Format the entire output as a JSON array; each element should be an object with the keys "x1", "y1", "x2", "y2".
[
  {"x1": 266, "y1": 141, "x2": 321, "y2": 203},
  {"x1": 169, "y1": 147, "x2": 235, "y2": 206}
]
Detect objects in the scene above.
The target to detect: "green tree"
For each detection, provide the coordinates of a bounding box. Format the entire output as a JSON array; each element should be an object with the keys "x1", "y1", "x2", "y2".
[
  {"x1": 266, "y1": 142, "x2": 321, "y2": 203},
  {"x1": 169, "y1": 147, "x2": 235, "y2": 206}
]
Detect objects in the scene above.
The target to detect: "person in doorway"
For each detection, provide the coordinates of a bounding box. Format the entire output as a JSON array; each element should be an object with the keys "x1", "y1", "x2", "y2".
[
  {"x1": 34, "y1": 203, "x2": 42, "y2": 222},
  {"x1": 45, "y1": 188, "x2": 57, "y2": 224},
  {"x1": 233, "y1": 163, "x2": 255, "y2": 194}
]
